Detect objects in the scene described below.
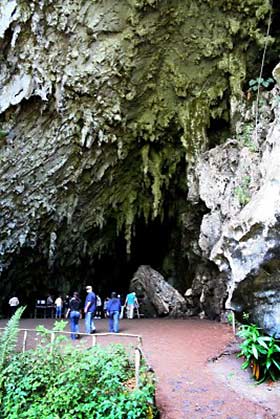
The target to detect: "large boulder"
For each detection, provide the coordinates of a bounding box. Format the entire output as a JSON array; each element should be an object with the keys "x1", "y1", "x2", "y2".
[{"x1": 130, "y1": 265, "x2": 186, "y2": 317}]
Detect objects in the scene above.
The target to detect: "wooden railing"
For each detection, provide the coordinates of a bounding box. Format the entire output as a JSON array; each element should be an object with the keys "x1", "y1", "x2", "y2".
[{"x1": 0, "y1": 328, "x2": 145, "y2": 387}]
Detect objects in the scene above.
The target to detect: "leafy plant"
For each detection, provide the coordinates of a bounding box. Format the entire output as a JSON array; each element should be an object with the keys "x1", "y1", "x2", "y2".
[
  {"x1": 226, "y1": 311, "x2": 233, "y2": 325},
  {"x1": 36, "y1": 320, "x2": 68, "y2": 345},
  {"x1": 237, "y1": 323, "x2": 280, "y2": 383},
  {"x1": 0, "y1": 306, "x2": 25, "y2": 372},
  {"x1": 248, "y1": 77, "x2": 274, "y2": 92},
  {"x1": 242, "y1": 312, "x2": 250, "y2": 322},
  {"x1": 234, "y1": 175, "x2": 251, "y2": 206},
  {"x1": 237, "y1": 123, "x2": 257, "y2": 152},
  {"x1": 0, "y1": 329, "x2": 158, "y2": 419}
]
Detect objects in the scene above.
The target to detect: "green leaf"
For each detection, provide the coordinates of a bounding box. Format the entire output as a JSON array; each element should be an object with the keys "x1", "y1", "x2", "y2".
[
  {"x1": 272, "y1": 358, "x2": 280, "y2": 371},
  {"x1": 257, "y1": 337, "x2": 268, "y2": 349},
  {"x1": 265, "y1": 359, "x2": 271, "y2": 370},
  {"x1": 252, "y1": 344, "x2": 258, "y2": 359},
  {"x1": 249, "y1": 79, "x2": 257, "y2": 87},
  {"x1": 241, "y1": 360, "x2": 250, "y2": 369}
]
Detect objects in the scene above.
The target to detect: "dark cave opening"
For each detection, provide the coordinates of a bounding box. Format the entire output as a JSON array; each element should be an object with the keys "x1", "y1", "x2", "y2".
[
  {"x1": 1, "y1": 214, "x2": 184, "y2": 318},
  {"x1": 207, "y1": 117, "x2": 231, "y2": 148},
  {"x1": 88, "y1": 217, "x2": 175, "y2": 304}
]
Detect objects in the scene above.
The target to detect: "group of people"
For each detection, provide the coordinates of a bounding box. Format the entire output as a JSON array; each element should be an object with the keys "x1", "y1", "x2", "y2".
[
  {"x1": 66, "y1": 288, "x2": 139, "y2": 340},
  {"x1": 8, "y1": 288, "x2": 140, "y2": 340}
]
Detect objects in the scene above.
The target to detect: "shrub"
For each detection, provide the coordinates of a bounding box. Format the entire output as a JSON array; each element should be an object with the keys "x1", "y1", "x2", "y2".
[
  {"x1": 0, "y1": 326, "x2": 157, "y2": 418},
  {"x1": 237, "y1": 323, "x2": 280, "y2": 383}
]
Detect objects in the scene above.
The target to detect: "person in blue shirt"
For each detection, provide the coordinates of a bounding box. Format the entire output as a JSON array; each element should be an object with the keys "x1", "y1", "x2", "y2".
[
  {"x1": 84, "y1": 285, "x2": 96, "y2": 334},
  {"x1": 124, "y1": 291, "x2": 139, "y2": 319},
  {"x1": 106, "y1": 292, "x2": 121, "y2": 333},
  {"x1": 66, "y1": 292, "x2": 81, "y2": 340}
]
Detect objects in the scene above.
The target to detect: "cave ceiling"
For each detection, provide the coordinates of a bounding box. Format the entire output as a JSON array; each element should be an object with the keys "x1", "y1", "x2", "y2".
[{"x1": 0, "y1": 0, "x2": 276, "y2": 307}]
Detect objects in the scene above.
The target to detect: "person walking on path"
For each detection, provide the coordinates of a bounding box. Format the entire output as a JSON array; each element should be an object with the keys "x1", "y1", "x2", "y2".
[
  {"x1": 106, "y1": 292, "x2": 121, "y2": 333},
  {"x1": 54, "y1": 295, "x2": 63, "y2": 319},
  {"x1": 84, "y1": 285, "x2": 96, "y2": 334},
  {"x1": 103, "y1": 297, "x2": 109, "y2": 318},
  {"x1": 95, "y1": 295, "x2": 102, "y2": 319},
  {"x1": 8, "y1": 295, "x2": 19, "y2": 317},
  {"x1": 66, "y1": 292, "x2": 81, "y2": 340},
  {"x1": 124, "y1": 291, "x2": 139, "y2": 319},
  {"x1": 64, "y1": 294, "x2": 70, "y2": 318}
]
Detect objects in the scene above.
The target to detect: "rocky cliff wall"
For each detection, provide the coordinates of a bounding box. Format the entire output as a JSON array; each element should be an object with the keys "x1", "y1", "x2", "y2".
[
  {"x1": 0, "y1": 0, "x2": 278, "y2": 324},
  {"x1": 191, "y1": 71, "x2": 280, "y2": 335}
]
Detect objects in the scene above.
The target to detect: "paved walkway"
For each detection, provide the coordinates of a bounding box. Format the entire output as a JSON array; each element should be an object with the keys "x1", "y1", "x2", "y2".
[{"x1": 1, "y1": 318, "x2": 278, "y2": 419}]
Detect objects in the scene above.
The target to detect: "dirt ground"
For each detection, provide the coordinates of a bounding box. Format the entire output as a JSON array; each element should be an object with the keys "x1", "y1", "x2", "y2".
[{"x1": 1, "y1": 317, "x2": 279, "y2": 419}]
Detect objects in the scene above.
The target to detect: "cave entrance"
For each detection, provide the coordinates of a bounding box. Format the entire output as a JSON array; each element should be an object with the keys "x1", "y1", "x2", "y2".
[
  {"x1": 0, "y1": 213, "x2": 183, "y2": 318},
  {"x1": 88, "y1": 214, "x2": 180, "y2": 304}
]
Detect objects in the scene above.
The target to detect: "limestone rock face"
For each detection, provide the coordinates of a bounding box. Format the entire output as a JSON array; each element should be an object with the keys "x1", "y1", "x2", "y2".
[
  {"x1": 131, "y1": 265, "x2": 186, "y2": 317},
  {"x1": 0, "y1": 0, "x2": 277, "y2": 323},
  {"x1": 192, "y1": 75, "x2": 280, "y2": 335},
  {"x1": 231, "y1": 263, "x2": 280, "y2": 338}
]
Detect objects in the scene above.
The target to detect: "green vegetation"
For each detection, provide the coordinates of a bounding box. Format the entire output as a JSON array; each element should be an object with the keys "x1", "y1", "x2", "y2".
[
  {"x1": 0, "y1": 306, "x2": 25, "y2": 373},
  {"x1": 237, "y1": 323, "x2": 280, "y2": 383},
  {"x1": 0, "y1": 320, "x2": 157, "y2": 418},
  {"x1": 0, "y1": 130, "x2": 8, "y2": 139},
  {"x1": 237, "y1": 124, "x2": 257, "y2": 152},
  {"x1": 226, "y1": 311, "x2": 234, "y2": 325},
  {"x1": 234, "y1": 175, "x2": 251, "y2": 206},
  {"x1": 248, "y1": 77, "x2": 274, "y2": 92}
]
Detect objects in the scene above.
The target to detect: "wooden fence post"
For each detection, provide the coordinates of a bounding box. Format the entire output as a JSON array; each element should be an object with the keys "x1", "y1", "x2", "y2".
[
  {"x1": 50, "y1": 332, "x2": 55, "y2": 353},
  {"x1": 92, "y1": 335, "x2": 97, "y2": 347},
  {"x1": 22, "y1": 330, "x2": 27, "y2": 353},
  {"x1": 135, "y1": 347, "x2": 141, "y2": 388}
]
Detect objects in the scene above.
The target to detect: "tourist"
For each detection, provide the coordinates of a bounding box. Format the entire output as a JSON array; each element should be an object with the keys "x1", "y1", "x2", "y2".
[
  {"x1": 8, "y1": 295, "x2": 19, "y2": 317},
  {"x1": 106, "y1": 292, "x2": 122, "y2": 333},
  {"x1": 95, "y1": 294, "x2": 102, "y2": 319},
  {"x1": 66, "y1": 292, "x2": 81, "y2": 340},
  {"x1": 64, "y1": 294, "x2": 70, "y2": 317},
  {"x1": 46, "y1": 295, "x2": 53, "y2": 305},
  {"x1": 46, "y1": 294, "x2": 54, "y2": 318},
  {"x1": 84, "y1": 285, "x2": 96, "y2": 334},
  {"x1": 54, "y1": 295, "x2": 63, "y2": 319},
  {"x1": 118, "y1": 294, "x2": 125, "y2": 319},
  {"x1": 103, "y1": 297, "x2": 109, "y2": 318},
  {"x1": 124, "y1": 291, "x2": 139, "y2": 319}
]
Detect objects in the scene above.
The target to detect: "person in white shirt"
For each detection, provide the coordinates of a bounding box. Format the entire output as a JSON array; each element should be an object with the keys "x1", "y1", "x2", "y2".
[
  {"x1": 55, "y1": 296, "x2": 63, "y2": 319},
  {"x1": 8, "y1": 295, "x2": 19, "y2": 317}
]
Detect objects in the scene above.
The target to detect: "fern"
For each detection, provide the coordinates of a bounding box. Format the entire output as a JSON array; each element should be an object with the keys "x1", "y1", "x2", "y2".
[{"x1": 0, "y1": 306, "x2": 25, "y2": 372}]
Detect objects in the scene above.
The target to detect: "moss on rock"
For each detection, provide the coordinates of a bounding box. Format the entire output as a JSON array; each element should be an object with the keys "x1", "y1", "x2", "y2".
[{"x1": 0, "y1": 0, "x2": 274, "y2": 289}]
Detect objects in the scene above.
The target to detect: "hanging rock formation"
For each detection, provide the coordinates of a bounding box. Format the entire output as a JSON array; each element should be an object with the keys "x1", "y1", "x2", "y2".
[{"x1": 0, "y1": 0, "x2": 279, "y2": 331}]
